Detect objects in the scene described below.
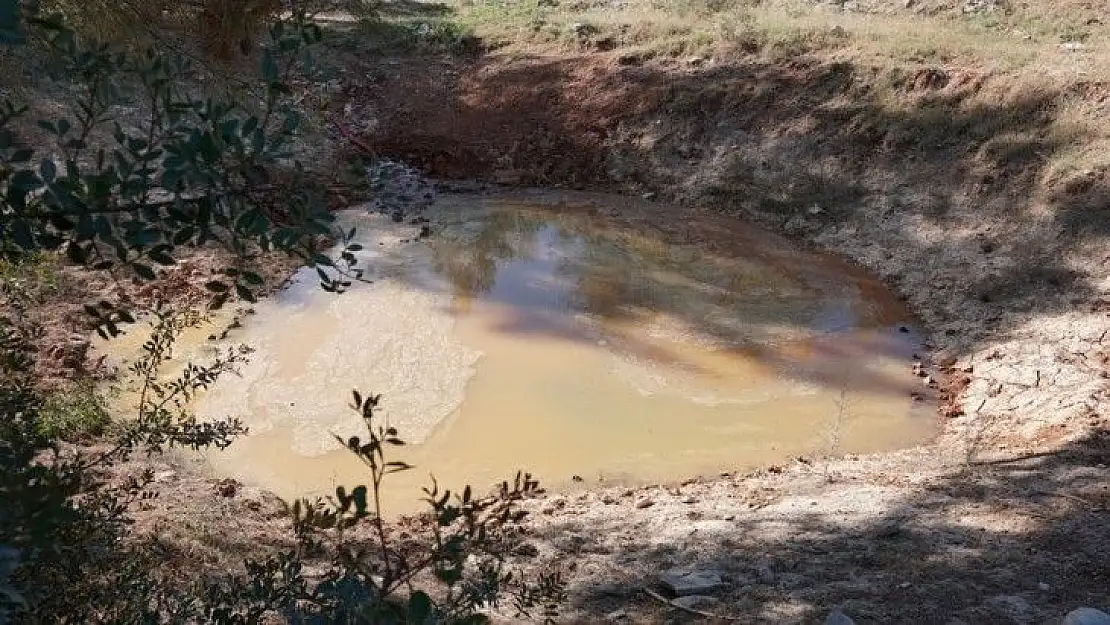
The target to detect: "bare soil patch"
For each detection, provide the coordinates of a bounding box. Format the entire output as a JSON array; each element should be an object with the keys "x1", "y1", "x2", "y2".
[{"x1": 324, "y1": 44, "x2": 1110, "y2": 621}]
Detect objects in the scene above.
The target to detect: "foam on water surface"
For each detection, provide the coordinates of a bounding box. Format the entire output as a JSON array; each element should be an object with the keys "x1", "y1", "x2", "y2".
[{"x1": 95, "y1": 192, "x2": 938, "y2": 513}]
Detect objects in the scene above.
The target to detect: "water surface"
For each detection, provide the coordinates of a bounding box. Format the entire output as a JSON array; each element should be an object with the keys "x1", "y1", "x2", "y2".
[{"x1": 101, "y1": 192, "x2": 937, "y2": 513}]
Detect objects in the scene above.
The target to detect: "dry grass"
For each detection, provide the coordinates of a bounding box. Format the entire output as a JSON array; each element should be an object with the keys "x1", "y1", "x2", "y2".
[
  {"x1": 450, "y1": 0, "x2": 1109, "y2": 74},
  {"x1": 37, "y1": 0, "x2": 283, "y2": 58},
  {"x1": 438, "y1": 0, "x2": 1110, "y2": 178}
]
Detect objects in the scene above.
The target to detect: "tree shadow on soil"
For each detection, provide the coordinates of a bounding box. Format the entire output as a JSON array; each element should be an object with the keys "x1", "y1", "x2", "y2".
[
  {"x1": 531, "y1": 428, "x2": 1110, "y2": 623},
  {"x1": 348, "y1": 49, "x2": 1107, "y2": 362}
]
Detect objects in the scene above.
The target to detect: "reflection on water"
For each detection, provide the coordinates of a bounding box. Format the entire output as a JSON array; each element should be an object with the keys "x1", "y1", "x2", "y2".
[{"x1": 99, "y1": 192, "x2": 938, "y2": 514}]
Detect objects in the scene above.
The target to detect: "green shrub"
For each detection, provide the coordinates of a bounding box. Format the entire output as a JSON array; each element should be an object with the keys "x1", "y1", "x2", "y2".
[
  {"x1": 36, "y1": 382, "x2": 110, "y2": 441},
  {"x1": 0, "y1": 7, "x2": 564, "y2": 622}
]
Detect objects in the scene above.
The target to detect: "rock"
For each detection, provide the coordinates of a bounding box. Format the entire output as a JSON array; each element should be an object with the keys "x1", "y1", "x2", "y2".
[
  {"x1": 541, "y1": 499, "x2": 568, "y2": 512},
  {"x1": 963, "y1": 0, "x2": 1000, "y2": 13},
  {"x1": 568, "y1": 22, "x2": 599, "y2": 38},
  {"x1": 1061, "y1": 42, "x2": 1086, "y2": 52},
  {"x1": 604, "y1": 609, "x2": 629, "y2": 621},
  {"x1": 673, "y1": 595, "x2": 719, "y2": 611},
  {"x1": 215, "y1": 478, "x2": 239, "y2": 498},
  {"x1": 512, "y1": 543, "x2": 540, "y2": 558},
  {"x1": 826, "y1": 608, "x2": 857, "y2": 625},
  {"x1": 660, "y1": 569, "x2": 724, "y2": 596},
  {"x1": 986, "y1": 594, "x2": 1034, "y2": 624},
  {"x1": 1064, "y1": 608, "x2": 1110, "y2": 625},
  {"x1": 635, "y1": 498, "x2": 655, "y2": 509},
  {"x1": 153, "y1": 470, "x2": 177, "y2": 483},
  {"x1": 681, "y1": 496, "x2": 698, "y2": 504}
]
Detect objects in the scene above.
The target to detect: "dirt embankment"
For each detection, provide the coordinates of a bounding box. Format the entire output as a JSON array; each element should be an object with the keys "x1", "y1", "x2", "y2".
[{"x1": 326, "y1": 50, "x2": 1110, "y2": 622}]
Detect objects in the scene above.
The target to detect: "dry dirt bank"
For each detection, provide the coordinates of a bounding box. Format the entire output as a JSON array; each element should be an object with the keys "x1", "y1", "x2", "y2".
[{"x1": 318, "y1": 49, "x2": 1110, "y2": 622}]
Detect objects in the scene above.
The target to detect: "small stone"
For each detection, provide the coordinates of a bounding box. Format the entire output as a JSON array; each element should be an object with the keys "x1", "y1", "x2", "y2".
[
  {"x1": 215, "y1": 478, "x2": 239, "y2": 498},
  {"x1": 682, "y1": 496, "x2": 698, "y2": 504},
  {"x1": 660, "y1": 569, "x2": 724, "y2": 596},
  {"x1": 1061, "y1": 42, "x2": 1086, "y2": 51},
  {"x1": 1063, "y1": 608, "x2": 1110, "y2": 625},
  {"x1": 985, "y1": 594, "x2": 1034, "y2": 624},
  {"x1": 672, "y1": 595, "x2": 719, "y2": 611},
  {"x1": 601, "y1": 494, "x2": 616, "y2": 504},
  {"x1": 635, "y1": 498, "x2": 655, "y2": 509},
  {"x1": 898, "y1": 581, "x2": 912, "y2": 589},
  {"x1": 513, "y1": 543, "x2": 540, "y2": 558},
  {"x1": 605, "y1": 609, "x2": 629, "y2": 621},
  {"x1": 153, "y1": 470, "x2": 177, "y2": 483},
  {"x1": 1037, "y1": 582, "x2": 1050, "y2": 591},
  {"x1": 826, "y1": 608, "x2": 857, "y2": 625}
]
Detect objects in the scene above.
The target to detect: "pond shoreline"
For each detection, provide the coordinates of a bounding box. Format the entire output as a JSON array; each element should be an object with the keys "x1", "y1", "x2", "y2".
[{"x1": 48, "y1": 44, "x2": 1110, "y2": 623}]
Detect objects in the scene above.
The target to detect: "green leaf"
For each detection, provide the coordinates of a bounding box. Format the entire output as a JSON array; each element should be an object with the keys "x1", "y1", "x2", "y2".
[
  {"x1": 260, "y1": 50, "x2": 279, "y2": 83},
  {"x1": 132, "y1": 263, "x2": 156, "y2": 280},
  {"x1": 171, "y1": 226, "x2": 196, "y2": 245},
  {"x1": 9, "y1": 219, "x2": 33, "y2": 249},
  {"x1": 241, "y1": 270, "x2": 264, "y2": 285},
  {"x1": 39, "y1": 158, "x2": 56, "y2": 182},
  {"x1": 205, "y1": 281, "x2": 229, "y2": 293},
  {"x1": 148, "y1": 247, "x2": 175, "y2": 266},
  {"x1": 209, "y1": 292, "x2": 229, "y2": 310},
  {"x1": 65, "y1": 242, "x2": 87, "y2": 264},
  {"x1": 0, "y1": 0, "x2": 26, "y2": 45},
  {"x1": 235, "y1": 283, "x2": 256, "y2": 303},
  {"x1": 407, "y1": 591, "x2": 434, "y2": 624},
  {"x1": 10, "y1": 169, "x2": 40, "y2": 191}
]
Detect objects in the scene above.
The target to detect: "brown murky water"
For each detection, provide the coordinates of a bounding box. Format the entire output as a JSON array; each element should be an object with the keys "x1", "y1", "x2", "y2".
[{"x1": 97, "y1": 192, "x2": 937, "y2": 514}]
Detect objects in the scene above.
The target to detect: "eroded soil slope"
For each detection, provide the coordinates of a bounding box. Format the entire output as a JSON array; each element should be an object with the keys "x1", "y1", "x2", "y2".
[{"x1": 322, "y1": 48, "x2": 1110, "y2": 621}]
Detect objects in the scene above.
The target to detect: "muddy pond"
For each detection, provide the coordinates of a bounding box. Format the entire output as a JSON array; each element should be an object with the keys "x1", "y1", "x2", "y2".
[{"x1": 98, "y1": 191, "x2": 938, "y2": 514}]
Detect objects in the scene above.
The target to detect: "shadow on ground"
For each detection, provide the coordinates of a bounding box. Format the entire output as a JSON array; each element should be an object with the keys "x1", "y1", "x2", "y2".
[
  {"x1": 528, "y1": 428, "x2": 1110, "y2": 623},
  {"x1": 329, "y1": 43, "x2": 1109, "y2": 366}
]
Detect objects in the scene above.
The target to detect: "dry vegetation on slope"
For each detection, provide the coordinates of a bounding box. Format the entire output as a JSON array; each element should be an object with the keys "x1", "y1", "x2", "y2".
[{"x1": 321, "y1": 0, "x2": 1110, "y2": 620}]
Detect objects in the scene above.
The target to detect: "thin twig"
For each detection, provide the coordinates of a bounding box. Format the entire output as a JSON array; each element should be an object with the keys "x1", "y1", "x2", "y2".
[
  {"x1": 642, "y1": 588, "x2": 741, "y2": 621},
  {"x1": 1032, "y1": 489, "x2": 1102, "y2": 511}
]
